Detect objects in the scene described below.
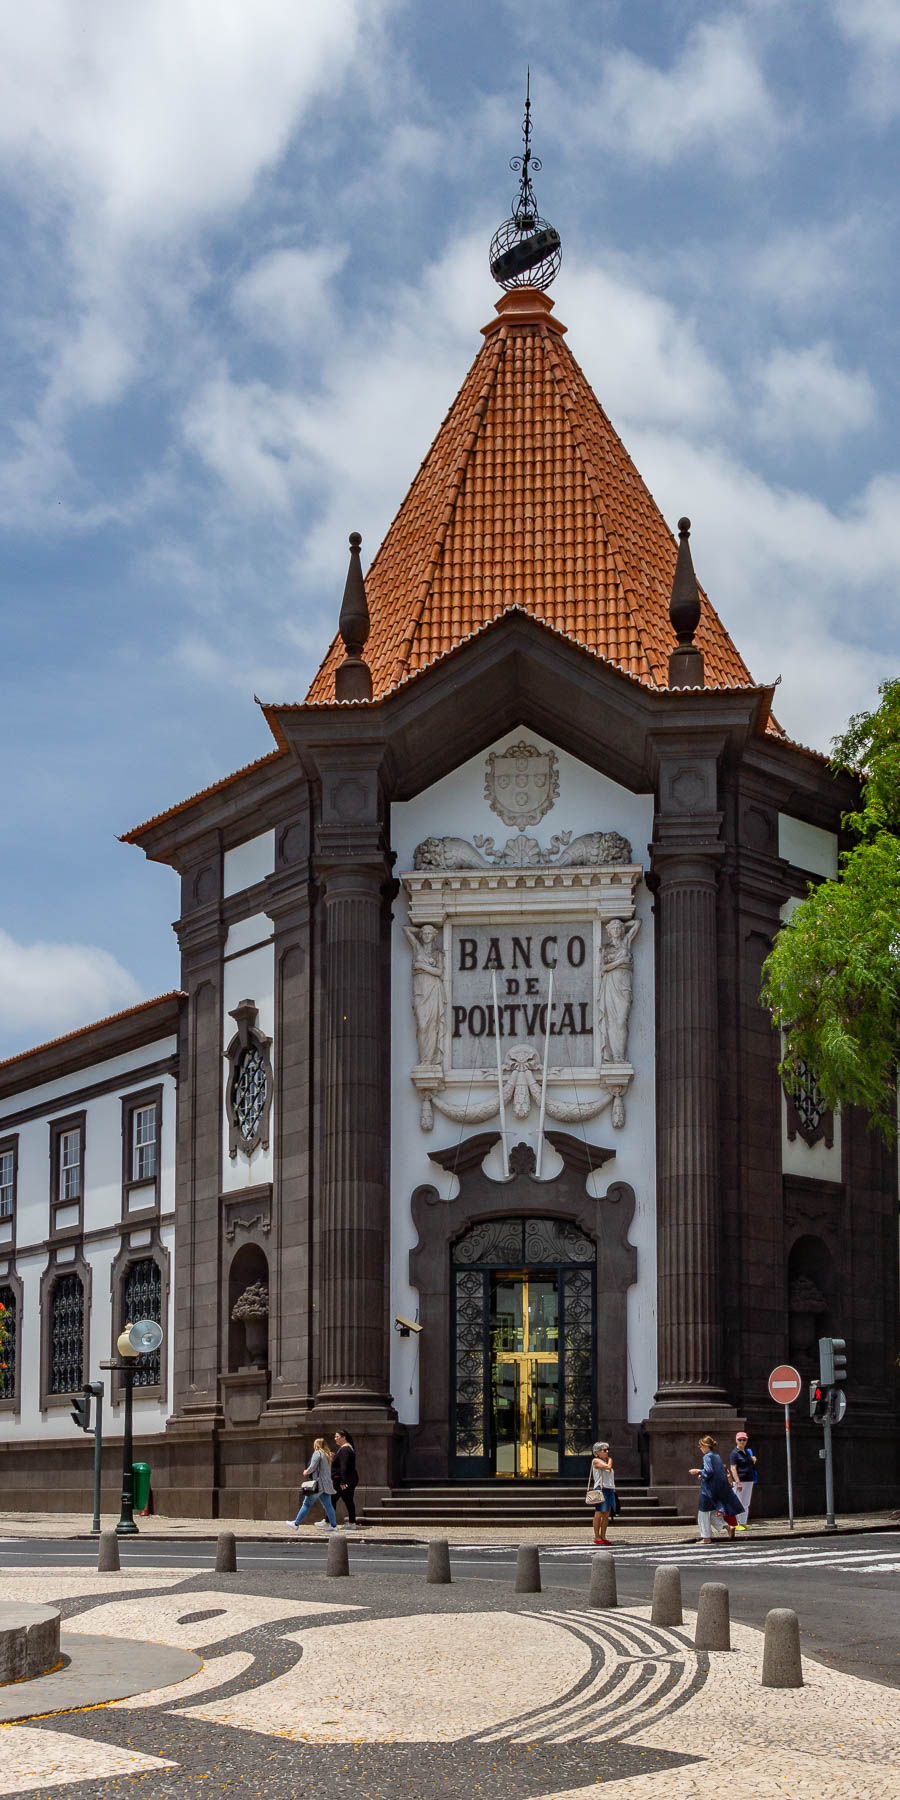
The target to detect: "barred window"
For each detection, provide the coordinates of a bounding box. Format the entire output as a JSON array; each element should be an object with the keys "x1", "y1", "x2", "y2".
[
  {"x1": 48, "y1": 1273, "x2": 84, "y2": 1395},
  {"x1": 232, "y1": 1046, "x2": 267, "y2": 1145},
  {"x1": 132, "y1": 1106, "x2": 158, "y2": 1182},
  {"x1": 0, "y1": 1285, "x2": 16, "y2": 1401},
  {"x1": 225, "y1": 1000, "x2": 272, "y2": 1160},
  {"x1": 59, "y1": 1130, "x2": 81, "y2": 1202},
  {"x1": 122, "y1": 1257, "x2": 162, "y2": 1387},
  {"x1": 0, "y1": 1150, "x2": 14, "y2": 1219}
]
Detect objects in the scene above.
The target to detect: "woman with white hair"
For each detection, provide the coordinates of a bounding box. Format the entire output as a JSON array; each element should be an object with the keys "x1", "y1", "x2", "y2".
[{"x1": 586, "y1": 1440, "x2": 616, "y2": 1545}]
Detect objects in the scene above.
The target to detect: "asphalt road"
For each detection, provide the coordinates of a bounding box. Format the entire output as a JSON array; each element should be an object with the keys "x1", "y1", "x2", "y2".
[{"x1": 3, "y1": 1530, "x2": 898, "y2": 1689}]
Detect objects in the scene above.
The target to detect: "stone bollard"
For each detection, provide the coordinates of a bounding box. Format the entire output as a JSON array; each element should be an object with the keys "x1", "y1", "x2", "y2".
[
  {"x1": 97, "y1": 1531, "x2": 120, "y2": 1573},
  {"x1": 215, "y1": 1531, "x2": 237, "y2": 1573},
  {"x1": 588, "y1": 1550, "x2": 617, "y2": 1609},
  {"x1": 327, "y1": 1533, "x2": 350, "y2": 1577},
  {"x1": 651, "y1": 1565, "x2": 683, "y2": 1627},
  {"x1": 427, "y1": 1539, "x2": 452, "y2": 1584},
  {"x1": 762, "y1": 1608, "x2": 804, "y2": 1688},
  {"x1": 694, "y1": 1582, "x2": 730, "y2": 1651},
  {"x1": 515, "y1": 1544, "x2": 541, "y2": 1594}
]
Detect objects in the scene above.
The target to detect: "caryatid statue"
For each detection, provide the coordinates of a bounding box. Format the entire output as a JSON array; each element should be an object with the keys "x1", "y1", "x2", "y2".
[
  {"x1": 403, "y1": 922, "x2": 446, "y2": 1069},
  {"x1": 599, "y1": 917, "x2": 641, "y2": 1063}
]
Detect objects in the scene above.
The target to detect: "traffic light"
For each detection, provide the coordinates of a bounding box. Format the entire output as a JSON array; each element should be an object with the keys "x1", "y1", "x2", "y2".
[
  {"x1": 70, "y1": 1389, "x2": 92, "y2": 1431},
  {"x1": 819, "y1": 1337, "x2": 847, "y2": 1386},
  {"x1": 809, "y1": 1381, "x2": 829, "y2": 1424}
]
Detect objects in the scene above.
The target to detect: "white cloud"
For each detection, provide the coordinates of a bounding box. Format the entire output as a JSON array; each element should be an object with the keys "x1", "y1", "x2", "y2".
[
  {"x1": 233, "y1": 245, "x2": 349, "y2": 347},
  {"x1": 831, "y1": 0, "x2": 900, "y2": 118},
  {"x1": 0, "y1": 0, "x2": 383, "y2": 238},
  {"x1": 570, "y1": 15, "x2": 780, "y2": 168},
  {"x1": 0, "y1": 929, "x2": 142, "y2": 1048},
  {"x1": 741, "y1": 218, "x2": 872, "y2": 316},
  {"x1": 751, "y1": 341, "x2": 876, "y2": 444},
  {"x1": 559, "y1": 259, "x2": 730, "y2": 428},
  {"x1": 0, "y1": 1, "x2": 392, "y2": 529}
]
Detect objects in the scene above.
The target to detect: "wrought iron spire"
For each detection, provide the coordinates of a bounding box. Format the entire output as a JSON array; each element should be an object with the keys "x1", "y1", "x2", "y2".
[{"x1": 489, "y1": 72, "x2": 562, "y2": 293}]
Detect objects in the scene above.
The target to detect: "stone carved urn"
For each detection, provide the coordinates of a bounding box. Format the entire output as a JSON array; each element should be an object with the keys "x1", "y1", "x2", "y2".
[{"x1": 231, "y1": 1281, "x2": 269, "y2": 1370}]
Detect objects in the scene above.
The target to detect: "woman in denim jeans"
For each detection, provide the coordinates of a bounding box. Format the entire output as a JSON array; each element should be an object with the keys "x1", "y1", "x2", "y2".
[{"x1": 287, "y1": 1437, "x2": 337, "y2": 1530}]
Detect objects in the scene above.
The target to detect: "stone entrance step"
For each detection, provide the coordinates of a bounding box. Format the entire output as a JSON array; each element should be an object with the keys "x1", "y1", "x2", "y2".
[{"x1": 361, "y1": 1480, "x2": 694, "y2": 1527}]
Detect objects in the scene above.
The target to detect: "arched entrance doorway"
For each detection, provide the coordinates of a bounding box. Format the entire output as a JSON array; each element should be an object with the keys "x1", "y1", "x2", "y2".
[{"x1": 452, "y1": 1215, "x2": 595, "y2": 1480}]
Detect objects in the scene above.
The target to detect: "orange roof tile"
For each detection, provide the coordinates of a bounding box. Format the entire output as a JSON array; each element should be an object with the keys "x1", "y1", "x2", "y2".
[{"x1": 307, "y1": 287, "x2": 755, "y2": 703}]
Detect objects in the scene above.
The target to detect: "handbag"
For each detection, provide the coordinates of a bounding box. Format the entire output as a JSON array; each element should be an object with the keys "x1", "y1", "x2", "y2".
[{"x1": 300, "y1": 1478, "x2": 317, "y2": 1493}]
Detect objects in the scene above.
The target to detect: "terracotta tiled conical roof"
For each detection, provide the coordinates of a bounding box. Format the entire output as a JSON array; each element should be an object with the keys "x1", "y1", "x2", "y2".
[{"x1": 306, "y1": 287, "x2": 755, "y2": 703}]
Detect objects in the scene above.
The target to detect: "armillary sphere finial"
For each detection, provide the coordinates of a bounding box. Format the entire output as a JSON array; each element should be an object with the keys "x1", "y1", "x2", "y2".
[{"x1": 489, "y1": 70, "x2": 562, "y2": 293}]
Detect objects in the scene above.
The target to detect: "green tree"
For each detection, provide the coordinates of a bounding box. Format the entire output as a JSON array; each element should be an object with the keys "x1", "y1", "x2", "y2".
[{"x1": 761, "y1": 678, "x2": 900, "y2": 1142}]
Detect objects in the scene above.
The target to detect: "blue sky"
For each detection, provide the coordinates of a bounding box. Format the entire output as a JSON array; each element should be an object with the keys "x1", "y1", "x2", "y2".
[{"x1": 2, "y1": 0, "x2": 899, "y2": 1057}]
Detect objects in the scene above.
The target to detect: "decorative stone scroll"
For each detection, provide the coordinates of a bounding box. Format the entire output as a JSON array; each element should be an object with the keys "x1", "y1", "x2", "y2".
[
  {"x1": 413, "y1": 829, "x2": 633, "y2": 870},
  {"x1": 402, "y1": 828, "x2": 642, "y2": 1134}
]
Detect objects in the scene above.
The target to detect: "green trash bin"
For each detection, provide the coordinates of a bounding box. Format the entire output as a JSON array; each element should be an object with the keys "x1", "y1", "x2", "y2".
[{"x1": 132, "y1": 1462, "x2": 151, "y2": 1513}]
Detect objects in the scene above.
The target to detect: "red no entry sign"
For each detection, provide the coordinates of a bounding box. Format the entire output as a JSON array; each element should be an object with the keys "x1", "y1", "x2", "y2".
[{"x1": 768, "y1": 1364, "x2": 802, "y2": 1405}]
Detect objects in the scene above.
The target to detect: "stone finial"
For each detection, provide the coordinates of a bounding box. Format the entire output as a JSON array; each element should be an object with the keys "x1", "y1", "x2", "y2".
[
  {"x1": 668, "y1": 516, "x2": 705, "y2": 689},
  {"x1": 335, "y1": 530, "x2": 373, "y2": 702}
]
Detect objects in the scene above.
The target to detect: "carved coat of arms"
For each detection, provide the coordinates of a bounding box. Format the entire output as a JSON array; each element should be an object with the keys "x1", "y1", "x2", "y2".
[{"x1": 484, "y1": 741, "x2": 559, "y2": 829}]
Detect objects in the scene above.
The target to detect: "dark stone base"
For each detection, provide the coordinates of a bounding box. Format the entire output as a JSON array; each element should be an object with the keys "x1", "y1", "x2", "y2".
[
  {"x1": 647, "y1": 1397, "x2": 745, "y2": 1499},
  {"x1": 2, "y1": 1401, "x2": 896, "y2": 1520}
]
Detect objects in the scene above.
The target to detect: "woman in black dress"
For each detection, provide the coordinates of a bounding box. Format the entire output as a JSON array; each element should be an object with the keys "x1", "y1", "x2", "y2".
[{"x1": 332, "y1": 1429, "x2": 358, "y2": 1528}]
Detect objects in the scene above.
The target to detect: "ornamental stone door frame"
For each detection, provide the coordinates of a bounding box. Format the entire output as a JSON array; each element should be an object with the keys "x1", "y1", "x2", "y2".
[{"x1": 407, "y1": 1131, "x2": 637, "y2": 1481}]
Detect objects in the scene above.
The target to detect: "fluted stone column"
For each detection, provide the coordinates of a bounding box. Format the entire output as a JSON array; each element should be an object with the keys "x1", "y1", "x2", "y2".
[
  {"x1": 647, "y1": 744, "x2": 741, "y2": 1499},
  {"x1": 653, "y1": 848, "x2": 726, "y2": 1399},
  {"x1": 316, "y1": 858, "x2": 392, "y2": 1405}
]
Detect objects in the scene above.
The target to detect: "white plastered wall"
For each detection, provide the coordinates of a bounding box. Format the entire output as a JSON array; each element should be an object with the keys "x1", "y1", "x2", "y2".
[
  {"x1": 390, "y1": 726, "x2": 656, "y2": 1426},
  {"x1": 0, "y1": 1042, "x2": 177, "y2": 1439}
]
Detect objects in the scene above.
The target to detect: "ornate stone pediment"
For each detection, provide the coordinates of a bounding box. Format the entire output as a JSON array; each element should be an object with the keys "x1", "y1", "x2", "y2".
[{"x1": 401, "y1": 829, "x2": 642, "y2": 1137}]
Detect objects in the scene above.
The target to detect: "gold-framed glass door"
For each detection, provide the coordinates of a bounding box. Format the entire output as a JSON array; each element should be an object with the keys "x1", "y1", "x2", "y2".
[{"x1": 490, "y1": 1274, "x2": 559, "y2": 1477}]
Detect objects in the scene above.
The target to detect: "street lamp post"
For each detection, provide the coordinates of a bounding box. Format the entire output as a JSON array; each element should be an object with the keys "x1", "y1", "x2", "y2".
[{"x1": 115, "y1": 1325, "x2": 140, "y2": 1537}]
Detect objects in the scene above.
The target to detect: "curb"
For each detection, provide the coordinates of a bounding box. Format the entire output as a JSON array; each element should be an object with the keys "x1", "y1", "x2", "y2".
[{"x1": 13, "y1": 1518, "x2": 899, "y2": 1548}]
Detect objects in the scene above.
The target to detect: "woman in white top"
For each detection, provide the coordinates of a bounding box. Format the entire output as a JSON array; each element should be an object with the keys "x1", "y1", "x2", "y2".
[{"x1": 587, "y1": 1440, "x2": 616, "y2": 1545}]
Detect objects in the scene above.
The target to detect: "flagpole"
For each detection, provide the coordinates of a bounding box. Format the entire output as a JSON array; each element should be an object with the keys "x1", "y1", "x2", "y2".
[
  {"x1": 492, "y1": 972, "x2": 509, "y2": 1177},
  {"x1": 535, "y1": 965, "x2": 554, "y2": 1176}
]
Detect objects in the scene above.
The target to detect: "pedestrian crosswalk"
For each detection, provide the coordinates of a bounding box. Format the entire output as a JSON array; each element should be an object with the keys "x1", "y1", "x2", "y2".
[
  {"x1": 539, "y1": 1537, "x2": 900, "y2": 1573},
  {"x1": 458, "y1": 1535, "x2": 900, "y2": 1574}
]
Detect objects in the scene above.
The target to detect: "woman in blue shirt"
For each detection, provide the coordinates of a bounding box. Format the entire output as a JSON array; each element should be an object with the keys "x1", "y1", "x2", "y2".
[{"x1": 689, "y1": 1435, "x2": 745, "y2": 1543}]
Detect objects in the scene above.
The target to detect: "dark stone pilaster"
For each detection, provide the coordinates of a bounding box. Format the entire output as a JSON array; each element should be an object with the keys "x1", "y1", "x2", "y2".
[
  {"x1": 306, "y1": 751, "x2": 398, "y2": 1492},
  {"x1": 316, "y1": 856, "x2": 391, "y2": 1404},
  {"x1": 164, "y1": 845, "x2": 226, "y2": 1514},
  {"x1": 647, "y1": 743, "x2": 741, "y2": 1500},
  {"x1": 264, "y1": 835, "x2": 316, "y2": 1417},
  {"x1": 653, "y1": 848, "x2": 724, "y2": 1397}
]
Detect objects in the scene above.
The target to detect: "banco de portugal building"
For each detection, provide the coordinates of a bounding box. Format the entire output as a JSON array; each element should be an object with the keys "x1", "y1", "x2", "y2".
[{"x1": 0, "y1": 229, "x2": 896, "y2": 1523}]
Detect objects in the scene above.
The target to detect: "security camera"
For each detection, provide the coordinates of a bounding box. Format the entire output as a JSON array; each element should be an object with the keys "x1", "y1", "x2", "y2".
[{"x1": 394, "y1": 1314, "x2": 422, "y2": 1337}]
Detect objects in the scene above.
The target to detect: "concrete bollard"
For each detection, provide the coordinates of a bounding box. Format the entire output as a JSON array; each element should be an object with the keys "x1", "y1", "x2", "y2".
[
  {"x1": 588, "y1": 1550, "x2": 617, "y2": 1609},
  {"x1": 762, "y1": 1608, "x2": 804, "y2": 1688},
  {"x1": 326, "y1": 1533, "x2": 350, "y2": 1577},
  {"x1": 426, "y1": 1539, "x2": 451, "y2": 1584},
  {"x1": 694, "y1": 1581, "x2": 730, "y2": 1651},
  {"x1": 215, "y1": 1531, "x2": 237, "y2": 1573},
  {"x1": 651, "y1": 1565, "x2": 683, "y2": 1627},
  {"x1": 515, "y1": 1544, "x2": 541, "y2": 1594},
  {"x1": 97, "y1": 1531, "x2": 120, "y2": 1573}
]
